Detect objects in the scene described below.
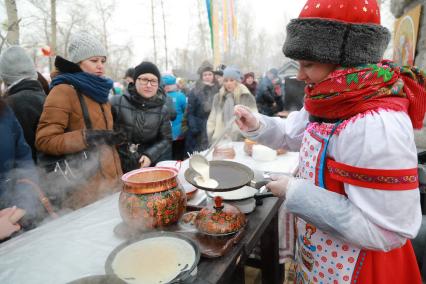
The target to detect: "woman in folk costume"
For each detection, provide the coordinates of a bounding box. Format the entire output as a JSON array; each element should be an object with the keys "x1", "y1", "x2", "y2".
[{"x1": 234, "y1": 0, "x2": 425, "y2": 283}]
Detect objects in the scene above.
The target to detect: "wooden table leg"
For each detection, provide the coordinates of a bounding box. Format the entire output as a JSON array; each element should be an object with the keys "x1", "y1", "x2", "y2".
[
  {"x1": 422, "y1": 240, "x2": 426, "y2": 280},
  {"x1": 230, "y1": 261, "x2": 245, "y2": 284},
  {"x1": 260, "y1": 213, "x2": 284, "y2": 284}
]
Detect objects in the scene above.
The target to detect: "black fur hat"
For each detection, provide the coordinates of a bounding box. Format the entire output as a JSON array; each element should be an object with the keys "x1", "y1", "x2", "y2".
[{"x1": 282, "y1": 0, "x2": 390, "y2": 67}]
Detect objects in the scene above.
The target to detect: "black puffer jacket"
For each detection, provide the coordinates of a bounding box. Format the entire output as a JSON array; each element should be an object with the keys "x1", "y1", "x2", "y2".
[
  {"x1": 110, "y1": 84, "x2": 172, "y2": 173},
  {"x1": 5, "y1": 79, "x2": 46, "y2": 162}
]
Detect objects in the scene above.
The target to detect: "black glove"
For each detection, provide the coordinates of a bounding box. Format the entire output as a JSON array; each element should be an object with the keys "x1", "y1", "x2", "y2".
[{"x1": 85, "y1": 130, "x2": 127, "y2": 147}]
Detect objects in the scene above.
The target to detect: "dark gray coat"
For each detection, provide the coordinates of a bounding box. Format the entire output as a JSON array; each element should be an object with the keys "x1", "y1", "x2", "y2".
[
  {"x1": 5, "y1": 79, "x2": 46, "y2": 162},
  {"x1": 185, "y1": 81, "x2": 220, "y2": 153},
  {"x1": 110, "y1": 85, "x2": 172, "y2": 173}
]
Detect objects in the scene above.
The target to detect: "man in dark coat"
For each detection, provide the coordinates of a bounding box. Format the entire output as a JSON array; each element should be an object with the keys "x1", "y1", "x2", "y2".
[
  {"x1": 0, "y1": 46, "x2": 46, "y2": 163},
  {"x1": 185, "y1": 61, "x2": 220, "y2": 154},
  {"x1": 256, "y1": 68, "x2": 284, "y2": 116}
]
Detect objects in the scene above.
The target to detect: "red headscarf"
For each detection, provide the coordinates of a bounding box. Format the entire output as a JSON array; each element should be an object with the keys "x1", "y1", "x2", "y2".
[{"x1": 304, "y1": 61, "x2": 426, "y2": 129}]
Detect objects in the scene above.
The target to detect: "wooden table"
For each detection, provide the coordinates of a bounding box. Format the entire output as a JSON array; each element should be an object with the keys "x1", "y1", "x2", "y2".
[{"x1": 194, "y1": 197, "x2": 284, "y2": 284}]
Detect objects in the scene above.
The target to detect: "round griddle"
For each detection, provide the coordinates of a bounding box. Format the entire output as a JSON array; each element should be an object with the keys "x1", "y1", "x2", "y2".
[{"x1": 184, "y1": 160, "x2": 254, "y2": 192}]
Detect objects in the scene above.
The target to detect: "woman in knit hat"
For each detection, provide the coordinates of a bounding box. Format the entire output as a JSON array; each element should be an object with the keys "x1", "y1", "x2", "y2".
[
  {"x1": 36, "y1": 32, "x2": 125, "y2": 210},
  {"x1": 207, "y1": 66, "x2": 257, "y2": 143},
  {"x1": 185, "y1": 61, "x2": 220, "y2": 154},
  {"x1": 235, "y1": 0, "x2": 425, "y2": 283},
  {"x1": 0, "y1": 46, "x2": 46, "y2": 164},
  {"x1": 110, "y1": 61, "x2": 172, "y2": 172}
]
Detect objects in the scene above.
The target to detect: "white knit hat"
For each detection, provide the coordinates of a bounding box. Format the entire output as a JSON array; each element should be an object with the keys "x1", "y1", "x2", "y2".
[
  {"x1": 0, "y1": 46, "x2": 38, "y2": 86},
  {"x1": 68, "y1": 33, "x2": 107, "y2": 63}
]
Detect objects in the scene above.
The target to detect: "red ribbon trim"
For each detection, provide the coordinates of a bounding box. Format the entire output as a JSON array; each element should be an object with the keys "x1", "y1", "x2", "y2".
[{"x1": 326, "y1": 159, "x2": 418, "y2": 190}]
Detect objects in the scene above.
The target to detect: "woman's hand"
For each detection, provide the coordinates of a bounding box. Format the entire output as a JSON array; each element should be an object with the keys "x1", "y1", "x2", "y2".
[
  {"x1": 234, "y1": 105, "x2": 260, "y2": 132},
  {"x1": 139, "y1": 155, "x2": 152, "y2": 168},
  {"x1": 266, "y1": 175, "x2": 291, "y2": 198},
  {"x1": 0, "y1": 207, "x2": 21, "y2": 240}
]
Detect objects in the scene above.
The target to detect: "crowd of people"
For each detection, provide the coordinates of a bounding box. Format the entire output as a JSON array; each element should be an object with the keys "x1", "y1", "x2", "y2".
[
  {"x1": 0, "y1": 31, "x2": 290, "y2": 240},
  {"x1": 1, "y1": 0, "x2": 426, "y2": 282}
]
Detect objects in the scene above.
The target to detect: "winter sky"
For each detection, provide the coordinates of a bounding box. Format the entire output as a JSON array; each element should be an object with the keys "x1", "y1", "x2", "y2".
[
  {"x1": 2, "y1": 0, "x2": 395, "y2": 66},
  {"x1": 107, "y1": 0, "x2": 306, "y2": 65}
]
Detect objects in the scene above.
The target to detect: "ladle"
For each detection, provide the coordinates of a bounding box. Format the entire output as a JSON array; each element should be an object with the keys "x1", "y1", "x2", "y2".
[
  {"x1": 188, "y1": 154, "x2": 210, "y2": 180},
  {"x1": 188, "y1": 115, "x2": 237, "y2": 183}
]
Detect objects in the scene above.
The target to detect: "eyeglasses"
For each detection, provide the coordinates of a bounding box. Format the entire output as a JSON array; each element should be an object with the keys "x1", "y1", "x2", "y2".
[{"x1": 137, "y1": 77, "x2": 159, "y2": 86}]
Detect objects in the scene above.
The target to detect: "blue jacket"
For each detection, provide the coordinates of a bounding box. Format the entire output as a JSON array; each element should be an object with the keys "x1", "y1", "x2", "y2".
[
  {"x1": 167, "y1": 90, "x2": 187, "y2": 140},
  {"x1": 0, "y1": 105, "x2": 42, "y2": 228}
]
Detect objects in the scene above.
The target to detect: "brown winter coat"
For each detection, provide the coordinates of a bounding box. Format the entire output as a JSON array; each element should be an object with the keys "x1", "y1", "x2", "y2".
[{"x1": 35, "y1": 84, "x2": 122, "y2": 209}]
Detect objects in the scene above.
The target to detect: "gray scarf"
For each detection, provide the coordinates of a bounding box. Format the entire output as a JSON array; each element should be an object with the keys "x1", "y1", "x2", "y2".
[{"x1": 222, "y1": 93, "x2": 235, "y2": 126}]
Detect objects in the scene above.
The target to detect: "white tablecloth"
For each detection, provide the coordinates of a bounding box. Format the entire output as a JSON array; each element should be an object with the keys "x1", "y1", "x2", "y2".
[
  {"x1": 0, "y1": 193, "x2": 123, "y2": 284},
  {"x1": 0, "y1": 142, "x2": 299, "y2": 283}
]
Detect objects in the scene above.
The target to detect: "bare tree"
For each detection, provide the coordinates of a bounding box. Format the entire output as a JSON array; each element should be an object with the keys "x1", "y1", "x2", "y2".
[
  {"x1": 93, "y1": 0, "x2": 115, "y2": 55},
  {"x1": 4, "y1": 0, "x2": 20, "y2": 45},
  {"x1": 151, "y1": 0, "x2": 157, "y2": 63},
  {"x1": 160, "y1": 0, "x2": 169, "y2": 70},
  {"x1": 0, "y1": 33, "x2": 7, "y2": 53},
  {"x1": 50, "y1": 0, "x2": 56, "y2": 69},
  {"x1": 107, "y1": 43, "x2": 134, "y2": 81},
  {"x1": 24, "y1": 0, "x2": 66, "y2": 69},
  {"x1": 235, "y1": 7, "x2": 256, "y2": 71},
  {"x1": 57, "y1": 7, "x2": 87, "y2": 58},
  {"x1": 196, "y1": 0, "x2": 209, "y2": 59}
]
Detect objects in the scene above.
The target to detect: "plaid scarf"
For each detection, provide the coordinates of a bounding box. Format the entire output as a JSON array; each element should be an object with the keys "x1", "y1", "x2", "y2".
[{"x1": 304, "y1": 61, "x2": 426, "y2": 129}]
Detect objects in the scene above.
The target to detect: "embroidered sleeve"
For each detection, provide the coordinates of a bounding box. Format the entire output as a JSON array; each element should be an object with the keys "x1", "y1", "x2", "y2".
[
  {"x1": 286, "y1": 110, "x2": 421, "y2": 250},
  {"x1": 327, "y1": 159, "x2": 418, "y2": 190},
  {"x1": 332, "y1": 110, "x2": 421, "y2": 242}
]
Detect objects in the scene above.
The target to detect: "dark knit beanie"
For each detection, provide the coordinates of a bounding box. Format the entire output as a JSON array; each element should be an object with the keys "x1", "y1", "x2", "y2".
[
  {"x1": 213, "y1": 70, "x2": 224, "y2": 76},
  {"x1": 124, "y1": 67, "x2": 135, "y2": 79},
  {"x1": 197, "y1": 61, "x2": 214, "y2": 75},
  {"x1": 282, "y1": 0, "x2": 390, "y2": 67},
  {"x1": 133, "y1": 61, "x2": 161, "y2": 82}
]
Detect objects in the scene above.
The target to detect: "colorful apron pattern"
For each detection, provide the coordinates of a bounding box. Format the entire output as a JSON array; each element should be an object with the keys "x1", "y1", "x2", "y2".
[
  {"x1": 294, "y1": 122, "x2": 422, "y2": 284},
  {"x1": 296, "y1": 126, "x2": 360, "y2": 284}
]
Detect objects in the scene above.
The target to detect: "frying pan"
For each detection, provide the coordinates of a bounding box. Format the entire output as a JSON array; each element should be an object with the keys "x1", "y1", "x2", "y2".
[{"x1": 184, "y1": 160, "x2": 270, "y2": 192}]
